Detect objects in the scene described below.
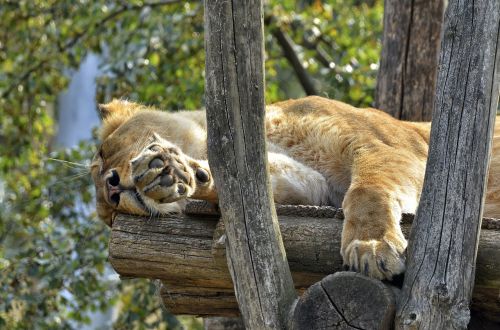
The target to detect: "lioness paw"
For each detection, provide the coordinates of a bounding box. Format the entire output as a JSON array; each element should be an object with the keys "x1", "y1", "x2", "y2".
[
  {"x1": 131, "y1": 142, "x2": 196, "y2": 203},
  {"x1": 341, "y1": 237, "x2": 406, "y2": 280}
]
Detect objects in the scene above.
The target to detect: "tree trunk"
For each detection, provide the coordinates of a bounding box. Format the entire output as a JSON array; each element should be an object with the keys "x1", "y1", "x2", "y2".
[
  {"x1": 395, "y1": 0, "x2": 500, "y2": 328},
  {"x1": 108, "y1": 209, "x2": 500, "y2": 323},
  {"x1": 375, "y1": 0, "x2": 445, "y2": 121},
  {"x1": 203, "y1": 1, "x2": 297, "y2": 328}
]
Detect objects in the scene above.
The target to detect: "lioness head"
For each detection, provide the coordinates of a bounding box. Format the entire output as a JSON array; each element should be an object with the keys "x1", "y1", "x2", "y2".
[{"x1": 90, "y1": 100, "x2": 183, "y2": 226}]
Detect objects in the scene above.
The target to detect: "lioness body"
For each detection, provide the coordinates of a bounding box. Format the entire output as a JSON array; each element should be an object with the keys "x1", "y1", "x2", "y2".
[{"x1": 91, "y1": 96, "x2": 500, "y2": 279}]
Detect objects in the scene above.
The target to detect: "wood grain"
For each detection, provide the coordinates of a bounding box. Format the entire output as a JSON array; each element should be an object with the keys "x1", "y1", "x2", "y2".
[
  {"x1": 376, "y1": 0, "x2": 444, "y2": 121},
  {"x1": 395, "y1": 0, "x2": 500, "y2": 328},
  {"x1": 291, "y1": 272, "x2": 398, "y2": 330},
  {"x1": 204, "y1": 0, "x2": 296, "y2": 328}
]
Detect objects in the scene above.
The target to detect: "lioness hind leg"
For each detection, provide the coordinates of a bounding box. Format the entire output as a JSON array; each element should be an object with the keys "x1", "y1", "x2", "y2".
[
  {"x1": 268, "y1": 152, "x2": 331, "y2": 206},
  {"x1": 131, "y1": 134, "x2": 217, "y2": 204}
]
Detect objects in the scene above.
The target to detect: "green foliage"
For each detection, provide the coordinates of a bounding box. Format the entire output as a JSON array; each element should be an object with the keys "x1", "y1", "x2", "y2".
[
  {"x1": 0, "y1": 143, "x2": 113, "y2": 329},
  {"x1": 265, "y1": 0, "x2": 384, "y2": 105},
  {"x1": 0, "y1": 0, "x2": 383, "y2": 328},
  {"x1": 112, "y1": 279, "x2": 204, "y2": 330}
]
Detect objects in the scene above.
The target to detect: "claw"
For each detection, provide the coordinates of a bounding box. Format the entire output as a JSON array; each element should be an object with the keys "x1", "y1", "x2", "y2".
[
  {"x1": 341, "y1": 238, "x2": 406, "y2": 280},
  {"x1": 177, "y1": 184, "x2": 186, "y2": 195},
  {"x1": 363, "y1": 261, "x2": 369, "y2": 275}
]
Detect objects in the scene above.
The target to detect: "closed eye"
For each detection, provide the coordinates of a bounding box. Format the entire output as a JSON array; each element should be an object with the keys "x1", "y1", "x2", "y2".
[{"x1": 91, "y1": 147, "x2": 105, "y2": 174}]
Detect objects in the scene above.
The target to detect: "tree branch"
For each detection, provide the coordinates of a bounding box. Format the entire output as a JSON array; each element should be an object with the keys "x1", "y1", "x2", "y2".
[
  {"x1": 301, "y1": 33, "x2": 338, "y2": 72},
  {"x1": 271, "y1": 26, "x2": 319, "y2": 96}
]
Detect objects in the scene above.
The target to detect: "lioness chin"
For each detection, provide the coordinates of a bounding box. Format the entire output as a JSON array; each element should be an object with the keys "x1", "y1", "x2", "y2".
[{"x1": 91, "y1": 96, "x2": 500, "y2": 280}]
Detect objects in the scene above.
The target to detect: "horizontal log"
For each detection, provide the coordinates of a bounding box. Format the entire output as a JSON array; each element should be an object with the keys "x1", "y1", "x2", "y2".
[{"x1": 108, "y1": 205, "x2": 500, "y2": 322}]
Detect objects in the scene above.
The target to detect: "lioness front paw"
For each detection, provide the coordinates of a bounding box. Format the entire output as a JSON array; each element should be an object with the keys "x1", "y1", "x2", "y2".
[
  {"x1": 341, "y1": 237, "x2": 406, "y2": 280},
  {"x1": 131, "y1": 139, "x2": 210, "y2": 203}
]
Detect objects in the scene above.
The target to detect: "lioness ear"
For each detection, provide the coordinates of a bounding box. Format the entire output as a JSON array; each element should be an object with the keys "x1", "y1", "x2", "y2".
[
  {"x1": 98, "y1": 99, "x2": 143, "y2": 120},
  {"x1": 98, "y1": 103, "x2": 112, "y2": 120},
  {"x1": 98, "y1": 99, "x2": 146, "y2": 140}
]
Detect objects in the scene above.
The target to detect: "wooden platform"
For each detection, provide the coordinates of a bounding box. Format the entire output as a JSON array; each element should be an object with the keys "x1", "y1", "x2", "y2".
[{"x1": 107, "y1": 202, "x2": 500, "y2": 325}]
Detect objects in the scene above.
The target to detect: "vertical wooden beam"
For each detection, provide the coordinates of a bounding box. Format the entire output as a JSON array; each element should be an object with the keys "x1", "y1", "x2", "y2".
[
  {"x1": 204, "y1": 0, "x2": 297, "y2": 329},
  {"x1": 375, "y1": 0, "x2": 445, "y2": 121},
  {"x1": 395, "y1": 0, "x2": 500, "y2": 329}
]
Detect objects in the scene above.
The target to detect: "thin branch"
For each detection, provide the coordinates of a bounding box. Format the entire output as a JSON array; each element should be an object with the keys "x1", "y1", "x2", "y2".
[
  {"x1": 301, "y1": 34, "x2": 338, "y2": 71},
  {"x1": 271, "y1": 26, "x2": 319, "y2": 96}
]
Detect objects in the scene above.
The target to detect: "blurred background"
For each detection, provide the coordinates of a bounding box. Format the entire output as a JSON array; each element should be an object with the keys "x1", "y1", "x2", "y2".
[{"x1": 0, "y1": 0, "x2": 383, "y2": 329}]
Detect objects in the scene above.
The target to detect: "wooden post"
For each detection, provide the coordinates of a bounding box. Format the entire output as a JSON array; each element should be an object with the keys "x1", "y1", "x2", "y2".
[
  {"x1": 203, "y1": 1, "x2": 297, "y2": 328},
  {"x1": 375, "y1": 0, "x2": 444, "y2": 121},
  {"x1": 395, "y1": 0, "x2": 500, "y2": 328}
]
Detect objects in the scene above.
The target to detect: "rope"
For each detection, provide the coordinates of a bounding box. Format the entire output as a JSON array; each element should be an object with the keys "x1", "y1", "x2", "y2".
[{"x1": 184, "y1": 200, "x2": 500, "y2": 231}]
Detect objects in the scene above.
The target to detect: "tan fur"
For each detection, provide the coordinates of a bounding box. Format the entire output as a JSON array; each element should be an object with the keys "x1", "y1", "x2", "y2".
[{"x1": 91, "y1": 96, "x2": 500, "y2": 280}]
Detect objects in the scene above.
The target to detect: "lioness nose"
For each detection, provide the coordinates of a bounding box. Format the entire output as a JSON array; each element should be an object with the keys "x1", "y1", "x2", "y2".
[{"x1": 107, "y1": 170, "x2": 121, "y2": 205}]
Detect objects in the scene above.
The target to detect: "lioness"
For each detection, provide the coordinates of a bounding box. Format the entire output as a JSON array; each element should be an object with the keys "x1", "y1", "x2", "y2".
[{"x1": 91, "y1": 96, "x2": 500, "y2": 280}]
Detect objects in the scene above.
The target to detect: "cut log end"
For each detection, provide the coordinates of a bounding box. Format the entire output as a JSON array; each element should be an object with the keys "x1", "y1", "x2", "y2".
[{"x1": 291, "y1": 272, "x2": 399, "y2": 330}]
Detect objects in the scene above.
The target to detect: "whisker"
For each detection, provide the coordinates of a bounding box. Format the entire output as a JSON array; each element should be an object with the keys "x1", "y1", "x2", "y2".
[
  {"x1": 134, "y1": 128, "x2": 153, "y2": 153},
  {"x1": 46, "y1": 157, "x2": 90, "y2": 170},
  {"x1": 60, "y1": 172, "x2": 90, "y2": 181},
  {"x1": 46, "y1": 172, "x2": 91, "y2": 190},
  {"x1": 130, "y1": 132, "x2": 143, "y2": 153}
]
